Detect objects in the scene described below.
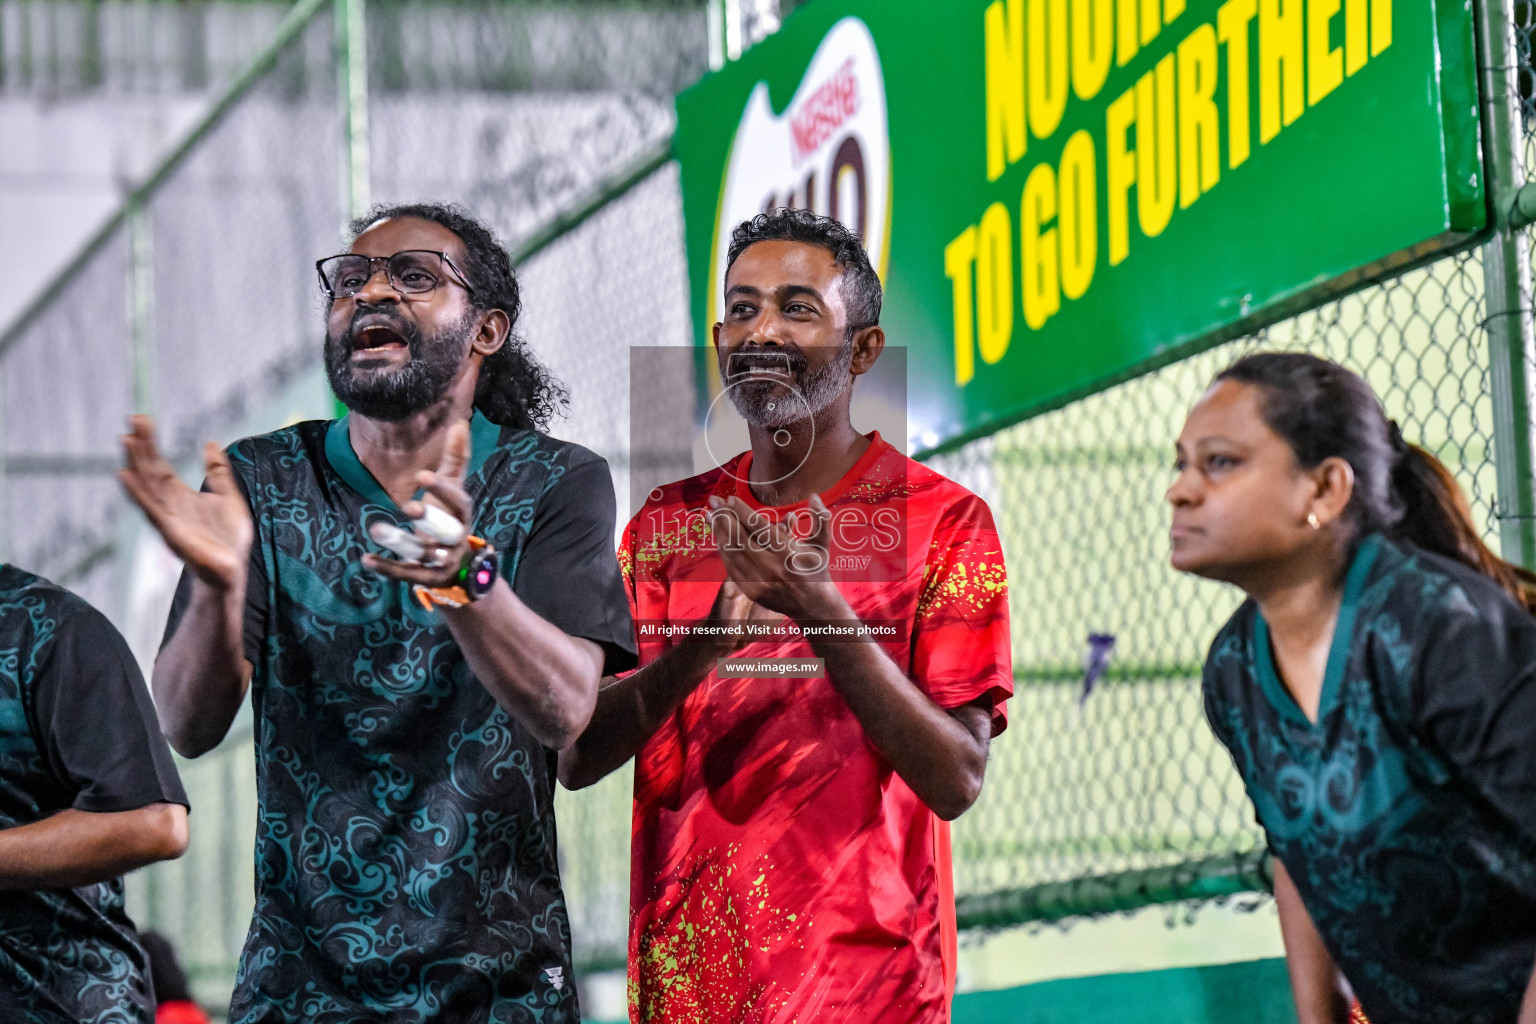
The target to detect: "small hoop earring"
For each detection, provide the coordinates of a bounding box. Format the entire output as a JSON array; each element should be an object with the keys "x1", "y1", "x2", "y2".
[{"x1": 1307, "y1": 512, "x2": 1321, "y2": 530}]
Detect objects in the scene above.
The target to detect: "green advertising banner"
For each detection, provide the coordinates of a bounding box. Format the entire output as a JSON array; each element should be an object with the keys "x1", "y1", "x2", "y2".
[{"x1": 674, "y1": 0, "x2": 1484, "y2": 454}]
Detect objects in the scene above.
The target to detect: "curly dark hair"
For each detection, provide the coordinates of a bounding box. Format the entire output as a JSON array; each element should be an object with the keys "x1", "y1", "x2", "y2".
[
  {"x1": 725, "y1": 208, "x2": 882, "y2": 337},
  {"x1": 347, "y1": 201, "x2": 567, "y2": 430}
]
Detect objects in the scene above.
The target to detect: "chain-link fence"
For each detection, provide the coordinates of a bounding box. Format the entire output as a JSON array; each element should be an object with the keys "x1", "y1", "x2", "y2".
[
  {"x1": 0, "y1": 0, "x2": 294, "y2": 93},
  {"x1": 1, "y1": 0, "x2": 1533, "y2": 1014}
]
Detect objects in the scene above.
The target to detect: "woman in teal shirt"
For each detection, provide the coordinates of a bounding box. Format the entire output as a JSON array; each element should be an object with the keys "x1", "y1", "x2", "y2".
[{"x1": 1169, "y1": 352, "x2": 1536, "y2": 1024}]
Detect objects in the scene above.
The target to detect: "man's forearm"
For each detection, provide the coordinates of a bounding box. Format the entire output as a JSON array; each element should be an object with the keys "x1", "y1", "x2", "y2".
[
  {"x1": 557, "y1": 638, "x2": 725, "y2": 790},
  {"x1": 802, "y1": 588, "x2": 988, "y2": 820},
  {"x1": 0, "y1": 805, "x2": 189, "y2": 891},
  {"x1": 153, "y1": 576, "x2": 251, "y2": 758},
  {"x1": 443, "y1": 579, "x2": 605, "y2": 749}
]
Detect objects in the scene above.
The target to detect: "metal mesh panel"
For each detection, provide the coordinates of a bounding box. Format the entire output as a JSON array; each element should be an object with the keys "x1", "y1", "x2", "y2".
[
  {"x1": 0, "y1": 0, "x2": 293, "y2": 95},
  {"x1": 363, "y1": 0, "x2": 701, "y2": 248},
  {"x1": 147, "y1": 18, "x2": 340, "y2": 461},
  {"x1": 0, "y1": 225, "x2": 133, "y2": 607},
  {"x1": 366, "y1": 0, "x2": 706, "y2": 95},
  {"x1": 517, "y1": 163, "x2": 692, "y2": 506},
  {"x1": 0, "y1": 4, "x2": 339, "y2": 614},
  {"x1": 114, "y1": 14, "x2": 341, "y2": 1003},
  {"x1": 1508, "y1": 0, "x2": 1536, "y2": 554},
  {"x1": 369, "y1": 91, "x2": 675, "y2": 243}
]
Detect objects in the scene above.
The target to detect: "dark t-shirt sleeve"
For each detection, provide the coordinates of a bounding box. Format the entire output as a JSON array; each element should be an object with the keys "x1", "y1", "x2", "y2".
[
  {"x1": 160, "y1": 468, "x2": 268, "y2": 668},
  {"x1": 512, "y1": 453, "x2": 638, "y2": 676},
  {"x1": 1415, "y1": 585, "x2": 1536, "y2": 845},
  {"x1": 1200, "y1": 662, "x2": 1232, "y2": 751},
  {"x1": 34, "y1": 606, "x2": 188, "y2": 813},
  {"x1": 1200, "y1": 609, "x2": 1274, "y2": 849},
  {"x1": 1199, "y1": 606, "x2": 1254, "y2": 754}
]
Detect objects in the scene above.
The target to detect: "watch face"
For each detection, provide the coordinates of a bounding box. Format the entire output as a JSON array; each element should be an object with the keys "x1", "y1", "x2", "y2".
[{"x1": 469, "y1": 553, "x2": 498, "y2": 595}]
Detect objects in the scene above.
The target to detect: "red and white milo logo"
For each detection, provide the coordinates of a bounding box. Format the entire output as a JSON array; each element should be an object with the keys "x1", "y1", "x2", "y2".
[{"x1": 710, "y1": 17, "x2": 891, "y2": 323}]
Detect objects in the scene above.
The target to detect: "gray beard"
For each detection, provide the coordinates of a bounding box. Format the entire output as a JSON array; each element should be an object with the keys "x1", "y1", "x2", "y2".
[{"x1": 728, "y1": 338, "x2": 854, "y2": 428}]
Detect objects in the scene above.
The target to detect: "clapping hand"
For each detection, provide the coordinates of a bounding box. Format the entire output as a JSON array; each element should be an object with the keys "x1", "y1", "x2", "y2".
[
  {"x1": 361, "y1": 420, "x2": 478, "y2": 588},
  {"x1": 120, "y1": 416, "x2": 253, "y2": 592}
]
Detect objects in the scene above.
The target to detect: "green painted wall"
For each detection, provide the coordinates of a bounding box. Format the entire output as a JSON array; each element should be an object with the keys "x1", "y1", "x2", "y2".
[
  {"x1": 954, "y1": 958, "x2": 1296, "y2": 1024},
  {"x1": 675, "y1": 0, "x2": 1485, "y2": 455},
  {"x1": 590, "y1": 957, "x2": 1298, "y2": 1023}
]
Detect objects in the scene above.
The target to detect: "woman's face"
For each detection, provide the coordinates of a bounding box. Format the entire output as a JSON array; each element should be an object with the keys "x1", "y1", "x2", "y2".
[{"x1": 1167, "y1": 379, "x2": 1325, "y2": 585}]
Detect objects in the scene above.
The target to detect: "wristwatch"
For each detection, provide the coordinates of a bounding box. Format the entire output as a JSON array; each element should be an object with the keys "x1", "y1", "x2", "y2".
[
  {"x1": 411, "y1": 539, "x2": 498, "y2": 610},
  {"x1": 462, "y1": 547, "x2": 500, "y2": 601}
]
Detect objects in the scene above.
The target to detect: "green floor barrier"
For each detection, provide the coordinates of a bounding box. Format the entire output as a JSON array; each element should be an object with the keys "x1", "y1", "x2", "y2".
[
  {"x1": 954, "y1": 958, "x2": 1296, "y2": 1024},
  {"x1": 585, "y1": 958, "x2": 1297, "y2": 1024}
]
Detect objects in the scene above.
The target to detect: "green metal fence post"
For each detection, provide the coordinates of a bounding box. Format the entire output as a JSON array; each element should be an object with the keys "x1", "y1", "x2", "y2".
[
  {"x1": 706, "y1": 0, "x2": 725, "y2": 71},
  {"x1": 1479, "y1": 0, "x2": 1536, "y2": 567},
  {"x1": 128, "y1": 199, "x2": 155, "y2": 415},
  {"x1": 0, "y1": 369, "x2": 8, "y2": 564},
  {"x1": 17, "y1": 0, "x2": 31, "y2": 87},
  {"x1": 79, "y1": 0, "x2": 101, "y2": 87},
  {"x1": 113, "y1": 198, "x2": 158, "y2": 628},
  {"x1": 336, "y1": 0, "x2": 370, "y2": 236}
]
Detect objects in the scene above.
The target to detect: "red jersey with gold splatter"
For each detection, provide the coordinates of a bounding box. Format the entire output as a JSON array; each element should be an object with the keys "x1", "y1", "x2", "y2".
[{"x1": 621, "y1": 432, "x2": 1014, "y2": 1024}]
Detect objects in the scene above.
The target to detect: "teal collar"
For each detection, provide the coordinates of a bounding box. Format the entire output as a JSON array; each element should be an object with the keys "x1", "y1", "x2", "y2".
[
  {"x1": 1253, "y1": 534, "x2": 1381, "y2": 727},
  {"x1": 324, "y1": 410, "x2": 503, "y2": 512}
]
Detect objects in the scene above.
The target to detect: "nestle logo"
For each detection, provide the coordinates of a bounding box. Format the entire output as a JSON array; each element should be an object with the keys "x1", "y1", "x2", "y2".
[{"x1": 790, "y1": 58, "x2": 860, "y2": 162}]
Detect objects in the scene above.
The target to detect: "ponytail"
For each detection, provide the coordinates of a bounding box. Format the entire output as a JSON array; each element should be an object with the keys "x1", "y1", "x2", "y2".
[{"x1": 1390, "y1": 440, "x2": 1536, "y2": 613}]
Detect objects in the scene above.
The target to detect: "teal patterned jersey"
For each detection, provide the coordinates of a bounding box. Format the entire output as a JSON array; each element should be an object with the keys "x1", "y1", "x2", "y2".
[
  {"x1": 1204, "y1": 535, "x2": 1536, "y2": 1024},
  {"x1": 163, "y1": 414, "x2": 634, "y2": 1024},
  {"x1": 0, "y1": 565, "x2": 187, "y2": 1023}
]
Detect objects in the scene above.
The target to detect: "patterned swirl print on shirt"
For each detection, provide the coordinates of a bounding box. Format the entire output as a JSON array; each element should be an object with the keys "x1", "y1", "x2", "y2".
[
  {"x1": 1204, "y1": 537, "x2": 1536, "y2": 1024},
  {"x1": 215, "y1": 423, "x2": 582, "y2": 1024},
  {"x1": 0, "y1": 568, "x2": 154, "y2": 1023}
]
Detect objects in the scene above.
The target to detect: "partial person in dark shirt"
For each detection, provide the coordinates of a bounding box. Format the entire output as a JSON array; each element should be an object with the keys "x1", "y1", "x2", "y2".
[
  {"x1": 120, "y1": 202, "x2": 635, "y2": 1024},
  {"x1": 1168, "y1": 351, "x2": 1536, "y2": 1024},
  {"x1": 142, "y1": 931, "x2": 213, "y2": 1024},
  {"x1": 0, "y1": 567, "x2": 189, "y2": 1024}
]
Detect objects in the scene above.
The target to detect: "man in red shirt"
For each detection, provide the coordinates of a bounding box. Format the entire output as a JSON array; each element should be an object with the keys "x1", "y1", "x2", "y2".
[{"x1": 559, "y1": 209, "x2": 1012, "y2": 1023}]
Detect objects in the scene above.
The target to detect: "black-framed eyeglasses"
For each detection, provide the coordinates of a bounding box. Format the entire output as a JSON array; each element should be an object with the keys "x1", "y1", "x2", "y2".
[{"x1": 315, "y1": 250, "x2": 476, "y2": 300}]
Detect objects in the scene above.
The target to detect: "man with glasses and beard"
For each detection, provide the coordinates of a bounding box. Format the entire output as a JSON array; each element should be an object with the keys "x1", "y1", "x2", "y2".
[
  {"x1": 558, "y1": 209, "x2": 1015, "y2": 1023},
  {"x1": 120, "y1": 203, "x2": 635, "y2": 1024}
]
